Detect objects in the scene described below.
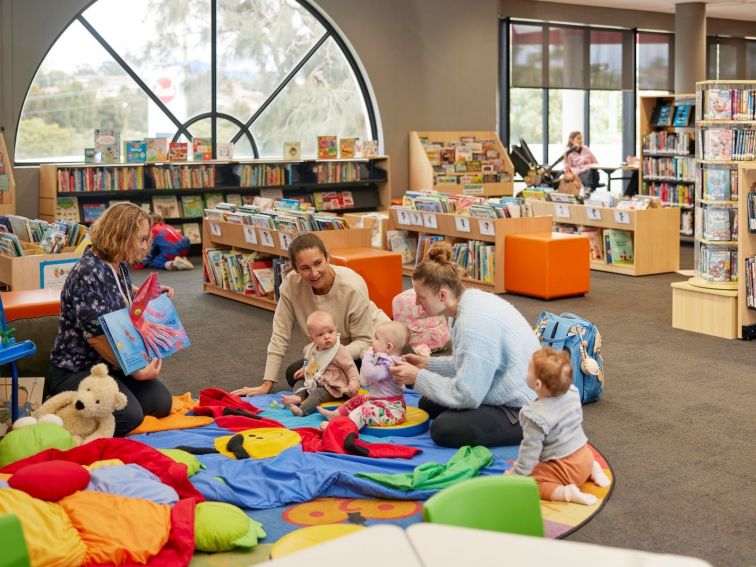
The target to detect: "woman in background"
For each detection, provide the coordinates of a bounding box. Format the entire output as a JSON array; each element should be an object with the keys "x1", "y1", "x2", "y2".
[{"x1": 562, "y1": 131, "x2": 599, "y2": 193}]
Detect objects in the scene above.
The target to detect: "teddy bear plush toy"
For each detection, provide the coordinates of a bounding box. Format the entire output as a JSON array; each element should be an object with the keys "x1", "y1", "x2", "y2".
[{"x1": 32, "y1": 363, "x2": 127, "y2": 445}]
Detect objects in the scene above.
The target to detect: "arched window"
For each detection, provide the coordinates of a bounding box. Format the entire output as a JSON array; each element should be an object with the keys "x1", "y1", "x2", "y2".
[{"x1": 15, "y1": 0, "x2": 378, "y2": 163}]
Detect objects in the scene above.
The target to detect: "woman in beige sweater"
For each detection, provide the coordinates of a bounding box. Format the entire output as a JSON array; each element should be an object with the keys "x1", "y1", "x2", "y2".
[{"x1": 232, "y1": 233, "x2": 389, "y2": 397}]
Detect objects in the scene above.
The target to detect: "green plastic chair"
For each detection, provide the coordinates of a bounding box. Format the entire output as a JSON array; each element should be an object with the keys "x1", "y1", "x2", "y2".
[
  {"x1": 0, "y1": 514, "x2": 31, "y2": 567},
  {"x1": 422, "y1": 475, "x2": 544, "y2": 537}
]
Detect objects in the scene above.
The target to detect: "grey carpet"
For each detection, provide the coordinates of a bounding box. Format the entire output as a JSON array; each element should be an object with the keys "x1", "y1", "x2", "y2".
[{"x1": 135, "y1": 245, "x2": 755, "y2": 567}]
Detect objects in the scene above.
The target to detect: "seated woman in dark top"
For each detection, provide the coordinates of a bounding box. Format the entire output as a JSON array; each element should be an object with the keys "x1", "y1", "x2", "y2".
[{"x1": 47, "y1": 203, "x2": 173, "y2": 436}]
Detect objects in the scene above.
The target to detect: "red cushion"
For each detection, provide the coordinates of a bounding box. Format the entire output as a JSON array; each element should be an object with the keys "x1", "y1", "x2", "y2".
[{"x1": 9, "y1": 460, "x2": 90, "y2": 501}]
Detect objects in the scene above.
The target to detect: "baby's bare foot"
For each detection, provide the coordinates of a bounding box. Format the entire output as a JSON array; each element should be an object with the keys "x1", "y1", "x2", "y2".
[
  {"x1": 316, "y1": 406, "x2": 338, "y2": 421},
  {"x1": 281, "y1": 395, "x2": 300, "y2": 407},
  {"x1": 290, "y1": 405, "x2": 303, "y2": 416}
]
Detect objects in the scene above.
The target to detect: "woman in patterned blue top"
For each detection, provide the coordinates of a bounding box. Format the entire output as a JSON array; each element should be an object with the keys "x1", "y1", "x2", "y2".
[{"x1": 48, "y1": 203, "x2": 173, "y2": 436}]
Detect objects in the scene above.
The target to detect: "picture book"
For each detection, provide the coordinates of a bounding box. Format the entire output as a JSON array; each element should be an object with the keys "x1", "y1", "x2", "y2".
[
  {"x1": 124, "y1": 140, "x2": 147, "y2": 163},
  {"x1": 703, "y1": 168, "x2": 731, "y2": 200},
  {"x1": 151, "y1": 195, "x2": 181, "y2": 219},
  {"x1": 204, "y1": 192, "x2": 225, "y2": 210},
  {"x1": 387, "y1": 229, "x2": 418, "y2": 266},
  {"x1": 317, "y1": 136, "x2": 338, "y2": 159},
  {"x1": 169, "y1": 142, "x2": 188, "y2": 162},
  {"x1": 278, "y1": 141, "x2": 299, "y2": 161},
  {"x1": 55, "y1": 196, "x2": 80, "y2": 223},
  {"x1": 84, "y1": 148, "x2": 98, "y2": 164},
  {"x1": 655, "y1": 105, "x2": 673, "y2": 127},
  {"x1": 145, "y1": 138, "x2": 169, "y2": 162},
  {"x1": 673, "y1": 104, "x2": 692, "y2": 127},
  {"x1": 703, "y1": 207, "x2": 732, "y2": 241},
  {"x1": 182, "y1": 222, "x2": 201, "y2": 244},
  {"x1": 339, "y1": 137, "x2": 357, "y2": 159},
  {"x1": 94, "y1": 129, "x2": 120, "y2": 163},
  {"x1": 192, "y1": 137, "x2": 212, "y2": 161},
  {"x1": 604, "y1": 229, "x2": 634, "y2": 265},
  {"x1": 99, "y1": 273, "x2": 190, "y2": 375},
  {"x1": 704, "y1": 130, "x2": 733, "y2": 161},
  {"x1": 702, "y1": 247, "x2": 732, "y2": 281},
  {"x1": 180, "y1": 195, "x2": 204, "y2": 218},
  {"x1": 706, "y1": 89, "x2": 732, "y2": 120},
  {"x1": 82, "y1": 202, "x2": 107, "y2": 223},
  {"x1": 217, "y1": 143, "x2": 234, "y2": 161},
  {"x1": 581, "y1": 228, "x2": 604, "y2": 261}
]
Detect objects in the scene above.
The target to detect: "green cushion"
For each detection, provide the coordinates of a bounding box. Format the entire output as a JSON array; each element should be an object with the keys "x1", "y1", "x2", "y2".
[
  {"x1": 158, "y1": 449, "x2": 204, "y2": 477},
  {"x1": 194, "y1": 501, "x2": 266, "y2": 552},
  {"x1": 0, "y1": 423, "x2": 76, "y2": 468}
]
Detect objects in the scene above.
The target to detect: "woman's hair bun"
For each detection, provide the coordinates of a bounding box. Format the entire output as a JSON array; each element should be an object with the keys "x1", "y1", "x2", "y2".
[{"x1": 427, "y1": 241, "x2": 453, "y2": 264}]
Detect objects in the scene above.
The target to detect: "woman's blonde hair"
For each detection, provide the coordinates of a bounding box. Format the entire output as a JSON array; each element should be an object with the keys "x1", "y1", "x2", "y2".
[
  {"x1": 412, "y1": 241, "x2": 464, "y2": 298},
  {"x1": 89, "y1": 202, "x2": 150, "y2": 263},
  {"x1": 532, "y1": 346, "x2": 572, "y2": 396}
]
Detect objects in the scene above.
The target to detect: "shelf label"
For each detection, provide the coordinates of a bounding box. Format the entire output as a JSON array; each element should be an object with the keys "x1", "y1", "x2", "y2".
[
  {"x1": 422, "y1": 213, "x2": 438, "y2": 229},
  {"x1": 410, "y1": 212, "x2": 424, "y2": 226},
  {"x1": 209, "y1": 222, "x2": 222, "y2": 236},
  {"x1": 259, "y1": 229, "x2": 274, "y2": 248},
  {"x1": 242, "y1": 225, "x2": 257, "y2": 245},
  {"x1": 395, "y1": 208, "x2": 412, "y2": 226},
  {"x1": 478, "y1": 219, "x2": 495, "y2": 236},
  {"x1": 586, "y1": 207, "x2": 602, "y2": 221},
  {"x1": 614, "y1": 210, "x2": 631, "y2": 225},
  {"x1": 279, "y1": 232, "x2": 294, "y2": 250},
  {"x1": 455, "y1": 215, "x2": 471, "y2": 233},
  {"x1": 463, "y1": 183, "x2": 485, "y2": 195},
  {"x1": 555, "y1": 204, "x2": 571, "y2": 219}
]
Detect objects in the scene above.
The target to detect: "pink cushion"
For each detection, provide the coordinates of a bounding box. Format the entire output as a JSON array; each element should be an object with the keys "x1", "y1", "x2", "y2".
[{"x1": 9, "y1": 460, "x2": 90, "y2": 501}]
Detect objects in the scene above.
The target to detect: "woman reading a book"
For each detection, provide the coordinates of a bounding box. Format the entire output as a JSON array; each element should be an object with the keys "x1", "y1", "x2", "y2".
[
  {"x1": 389, "y1": 241, "x2": 540, "y2": 448},
  {"x1": 231, "y1": 233, "x2": 390, "y2": 397},
  {"x1": 561, "y1": 131, "x2": 599, "y2": 193},
  {"x1": 47, "y1": 203, "x2": 173, "y2": 436}
]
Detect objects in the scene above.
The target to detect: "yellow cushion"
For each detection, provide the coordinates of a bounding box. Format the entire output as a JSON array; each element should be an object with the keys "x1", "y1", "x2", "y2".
[{"x1": 270, "y1": 524, "x2": 365, "y2": 559}]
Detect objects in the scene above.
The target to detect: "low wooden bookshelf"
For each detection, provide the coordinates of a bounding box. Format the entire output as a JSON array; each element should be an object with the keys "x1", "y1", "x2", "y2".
[
  {"x1": 737, "y1": 164, "x2": 756, "y2": 339},
  {"x1": 0, "y1": 133, "x2": 16, "y2": 215},
  {"x1": 202, "y1": 219, "x2": 371, "y2": 311},
  {"x1": 388, "y1": 208, "x2": 552, "y2": 293},
  {"x1": 409, "y1": 131, "x2": 514, "y2": 197},
  {"x1": 529, "y1": 200, "x2": 680, "y2": 276}
]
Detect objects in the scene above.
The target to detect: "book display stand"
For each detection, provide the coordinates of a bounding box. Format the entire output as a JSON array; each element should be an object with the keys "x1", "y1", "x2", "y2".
[
  {"x1": 0, "y1": 133, "x2": 17, "y2": 215},
  {"x1": 736, "y1": 164, "x2": 756, "y2": 339},
  {"x1": 39, "y1": 157, "x2": 391, "y2": 247},
  {"x1": 388, "y1": 208, "x2": 552, "y2": 293},
  {"x1": 639, "y1": 94, "x2": 696, "y2": 238},
  {"x1": 528, "y1": 201, "x2": 680, "y2": 276},
  {"x1": 202, "y1": 219, "x2": 372, "y2": 311},
  {"x1": 409, "y1": 131, "x2": 514, "y2": 197}
]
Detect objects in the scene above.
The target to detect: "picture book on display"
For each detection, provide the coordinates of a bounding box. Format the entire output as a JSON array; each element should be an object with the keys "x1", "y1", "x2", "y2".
[
  {"x1": 704, "y1": 130, "x2": 733, "y2": 161},
  {"x1": 124, "y1": 140, "x2": 147, "y2": 163},
  {"x1": 192, "y1": 138, "x2": 212, "y2": 161},
  {"x1": 169, "y1": 142, "x2": 188, "y2": 162},
  {"x1": 317, "y1": 136, "x2": 338, "y2": 159},
  {"x1": 82, "y1": 202, "x2": 107, "y2": 223},
  {"x1": 146, "y1": 138, "x2": 169, "y2": 162},
  {"x1": 339, "y1": 138, "x2": 357, "y2": 159},
  {"x1": 284, "y1": 142, "x2": 301, "y2": 160},
  {"x1": 672, "y1": 104, "x2": 692, "y2": 127},
  {"x1": 705, "y1": 89, "x2": 732, "y2": 120},
  {"x1": 94, "y1": 129, "x2": 120, "y2": 163},
  {"x1": 99, "y1": 272, "x2": 190, "y2": 375},
  {"x1": 655, "y1": 105, "x2": 673, "y2": 127},
  {"x1": 152, "y1": 195, "x2": 181, "y2": 219},
  {"x1": 703, "y1": 168, "x2": 732, "y2": 201},
  {"x1": 217, "y1": 143, "x2": 234, "y2": 161}
]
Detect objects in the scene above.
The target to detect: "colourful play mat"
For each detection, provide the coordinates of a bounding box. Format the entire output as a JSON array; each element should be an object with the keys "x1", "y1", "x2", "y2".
[
  {"x1": 319, "y1": 403, "x2": 430, "y2": 437},
  {"x1": 131, "y1": 390, "x2": 614, "y2": 564}
]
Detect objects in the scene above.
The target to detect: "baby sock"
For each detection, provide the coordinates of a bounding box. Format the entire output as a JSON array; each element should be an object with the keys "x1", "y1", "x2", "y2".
[
  {"x1": 560, "y1": 484, "x2": 597, "y2": 506},
  {"x1": 591, "y1": 461, "x2": 611, "y2": 487}
]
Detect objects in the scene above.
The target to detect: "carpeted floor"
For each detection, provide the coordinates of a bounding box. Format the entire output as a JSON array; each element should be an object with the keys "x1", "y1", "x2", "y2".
[{"x1": 137, "y1": 244, "x2": 755, "y2": 567}]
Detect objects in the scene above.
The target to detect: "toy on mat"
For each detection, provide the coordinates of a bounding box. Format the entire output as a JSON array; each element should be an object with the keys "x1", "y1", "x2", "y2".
[{"x1": 33, "y1": 363, "x2": 127, "y2": 445}]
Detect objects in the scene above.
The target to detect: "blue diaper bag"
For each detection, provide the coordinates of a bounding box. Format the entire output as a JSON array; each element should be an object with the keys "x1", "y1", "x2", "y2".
[{"x1": 534, "y1": 311, "x2": 604, "y2": 403}]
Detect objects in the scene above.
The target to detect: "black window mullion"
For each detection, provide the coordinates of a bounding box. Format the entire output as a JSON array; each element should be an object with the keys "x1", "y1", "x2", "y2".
[
  {"x1": 211, "y1": 0, "x2": 217, "y2": 157},
  {"x1": 231, "y1": 32, "x2": 330, "y2": 144},
  {"x1": 542, "y1": 88, "x2": 549, "y2": 165},
  {"x1": 499, "y1": 18, "x2": 510, "y2": 148},
  {"x1": 77, "y1": 14, "x2": 191, "y2": 140},
  {"x1": 584, "y1": 91, "x2": 590, "y2": 147}
]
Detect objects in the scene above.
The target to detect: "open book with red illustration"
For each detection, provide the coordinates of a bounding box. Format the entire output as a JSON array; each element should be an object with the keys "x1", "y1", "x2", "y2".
[{"x1": 99, "y1": 272, "x2": 190, "y2": 375}]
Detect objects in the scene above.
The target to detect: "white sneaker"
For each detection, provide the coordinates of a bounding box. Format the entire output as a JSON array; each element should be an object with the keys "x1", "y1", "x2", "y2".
[{"x1": 172, "y1": 256, "x2": 194, "y2": 270}]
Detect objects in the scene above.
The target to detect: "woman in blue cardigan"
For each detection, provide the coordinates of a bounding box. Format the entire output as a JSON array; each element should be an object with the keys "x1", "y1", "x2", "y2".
[{"x1": 390, "y1": 241, "x2": 539, "y2": 448}]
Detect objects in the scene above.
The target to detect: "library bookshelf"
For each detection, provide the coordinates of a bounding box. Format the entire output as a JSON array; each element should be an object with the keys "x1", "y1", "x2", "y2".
[
  {"x1": 0, "y1": 247, "x2": 81, "y2": 290},
  {"x1": 0, "y1": 133, "x2": 16, "y2": 215},
  {"x1": 39, "y1": 157, "x2": 391, "y2": 245},
  {"x1": 388, "y1": 208, "x2": 552, "y2": 293},
  {"x1": 528, "y1": 200, "x2": 680, "y2": 276},
  {"x1": 639, "y1": 94, "x2": 695, "y2": 238},
  {"x1": 409, "y1": 131, "x2": 514, "y2": 197},
  {"x1": 202, "y1": 219, "x2": 371, "y2": 311},
  {"x1": 737, "y1": 164, "x2": 756, "y2": 339}
]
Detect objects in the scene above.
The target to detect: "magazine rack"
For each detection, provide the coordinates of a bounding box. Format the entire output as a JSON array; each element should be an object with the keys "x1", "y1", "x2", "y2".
[{"x1": 0, "y1": 293, "x2": 37, "y2": 423}]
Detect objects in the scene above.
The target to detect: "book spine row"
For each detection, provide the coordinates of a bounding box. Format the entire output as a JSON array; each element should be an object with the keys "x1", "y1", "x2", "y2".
[
  {"x1": 746, "y1": 256, "x2": 756, "y2": 308},
  {"x1": 700, "y1": 168, "x2": 739, "y2": 201},
  {"x1": 642, "y1": 131, "x2": 693, "y2": 154},
  {"x1": 748, "y1": 191, "x2": 756, "y2": 232},
  {"x1": 239, "y1": 164, "x2": 292, "y2": 187},
  {"x1": 314, "y1": 162, "x2": 362, "y2": 183},
  {"x1": 147, "y1": 165, "x2": 217, "y2": 189},
  {"x1": 698, "y1": 244, "x2": 738, "y2": 282},
  {"x1": 703, "y1": 89, "x2": 756, "y2": 120},
  {"x1": 641, "y1": 182, "x2": 693, "y2": 206},
  {"x1": 643, "y1": 156, "x2": 695, "y2": 180},
  {"x1": 451, "y1": 240, "x2": 495, "y2": 283},
  {"x1": 58, "y1": 167, "x2": 145, "y2": 192}
]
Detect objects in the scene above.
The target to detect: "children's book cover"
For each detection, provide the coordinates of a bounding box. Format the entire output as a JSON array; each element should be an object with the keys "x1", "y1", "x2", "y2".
[
  {"x1": 145, "y1": 138, "x2": 169, "y2": 162},
  {"x1": 704, "y1": 130, "x2": 733, "y2": 161},
  {"x1": 99, "y1": 273, "x2": 190, "y2": 375},
  {"x1": 706, "y1": 89, "x2": 732, "y2": 120},
  {"x1": 283, "y1": 142, "x2": 301, "y2": 160},
  {"x1": 94, "y1": 129, "x2": 120, "y2": 163},
  {"x1": 317, "y1": 136, "x2": 338, "y2": 159},
  {"x1": 704, "y1": 169, "x2": 731, "y2": 200},
  {"x1": 124, "y1": 140, "x2": 147, "y2": 163},
  {"x1": 605, "y1": 229, "x2": 634, "y2": 265},
  {"x1": 339, "y1": 137, "x2": 357, "y2": 159},
  {"x1": 217, "y1": 142, "x2": 234, "y2": 161},
  {"x1": 180, "y1": 195, "x2": 204, "y2": 218},
  {"x1": 169, "y1": 142, "x2": 188, "y2": 162},
  {"x1": 192, "y1": 138, "x2": 212, "y2": 161}
]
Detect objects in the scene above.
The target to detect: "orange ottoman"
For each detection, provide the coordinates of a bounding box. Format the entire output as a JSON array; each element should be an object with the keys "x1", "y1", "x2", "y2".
[
  {"x1": 329, "y1": 247, "x2": 402, "y2": 316},
  {"x1": 1, "y1": 288, "x2": 62, "y2": 322},
  {"x1": 505, "y1": 232, "x2": 590, "y2": 299}
]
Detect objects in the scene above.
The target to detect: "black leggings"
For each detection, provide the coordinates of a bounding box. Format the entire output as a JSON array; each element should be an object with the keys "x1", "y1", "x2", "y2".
[
  {"x1": 46, "y1": 363, "x2": 173, "y2": 437},
  {"x1": 419, "y1": 397, "x2": 524, "y2": 448}
]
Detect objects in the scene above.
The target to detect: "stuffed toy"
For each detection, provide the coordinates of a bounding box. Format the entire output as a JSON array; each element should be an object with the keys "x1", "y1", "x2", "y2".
[{"x1": 33, "y1": 364, "x2": 127, "y2": 445}]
